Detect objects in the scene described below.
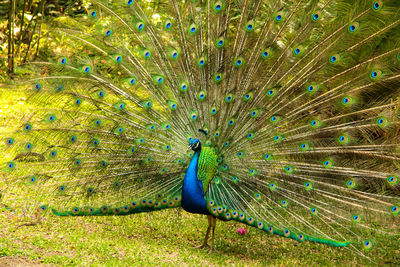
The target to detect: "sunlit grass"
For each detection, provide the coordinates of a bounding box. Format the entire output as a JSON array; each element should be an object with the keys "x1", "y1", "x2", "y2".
[{"x1": 0, "y1": 208, "x2": 399, "y2": 266}]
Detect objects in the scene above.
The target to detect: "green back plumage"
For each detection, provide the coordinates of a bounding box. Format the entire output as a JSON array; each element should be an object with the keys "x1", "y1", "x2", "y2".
[
  {"x1": 198, "y1": 146, "x2": 218, "y2": 194},
  {"x1": 1, "y1": 0, "x2": 400, "y2": 260}
]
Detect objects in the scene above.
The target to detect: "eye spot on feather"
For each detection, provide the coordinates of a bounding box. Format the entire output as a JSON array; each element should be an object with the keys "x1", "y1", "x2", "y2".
[
  {"x1": 7, "y1": 162, "x2": 15, "y2": 170},
  {"x1": 313, "y1": 13, "x2": 319, "y2": 21},
  {"x1": 323, "y1": 160, "x2": 332, "y2": 168},
  {"x1": 304, "y1": 182, "x2": 313, "y2": 190},
  {"x1": 264, "y1": 153, "x2": 272, "y2": 160},
  {"x1": 105, "y1": 30, "x2": 112, "y2": 36},
  {"x1": 137, "y1": 23, "x2": 144, "y2": 31},
  {"x1": 284, "y1": 166, "x2": 293, "y2": 173},
  {"x1": 127, "y1": 0, "x2": 133, "y2": 5},
  {"x1": 311, "y1": 207, "x2": 318, "y2": 215},
  {"x1": 90, "y1": 11, "x2": 97, "y2": 18},
  {"x1": 376, "y1": 117, "x2": 388, "y2": 127},
  {"x1": 247, "y1": 132, "x2": 253, "y2": 139},
  {"x1": 246, "y1": 22, "x2": 254, "y2": 32},
  {"x1": 24, "y1": 123, "x2": 32, "y2": 132},
  {"x1": 276, "y1": 14, "x2": 282, "y2": 21},
  {"x1": 364, "y1": 241, "x2": 373, "y2": 250},
  {"x1": 284, "y1": 230, "x2": 290, "y2": 237},
  {"x1": 6, "y1": 138, "x2": 14, "y2": 145},
  {"x1": 273, "y1": 135, "x2": 282, "y2": 142},
  {"x1": 300, "y1": 143, "x2": 309, "y2": 150},
  {"x1": 392, "y1": 206, "x2": 399, "y2": 214},
  {"x1": 342, "y1": 96, "x2": 353, "y2": 105},
  {"x1": 344, "y1": 180, "x2": 356, "y2": 189},
  {"x1": 372, "y1": 1, "x2": 382, "y2": 11},
  {"x1": 237, "y1": 151, "x2": 244, "y2": 158},
  {"x1": 60, "y1": 57, "x2": 67, "y2": 64},
  {"x1": 189, "y1": 24, "x2": 197, "y2": 34},
  {"x1": 25, "y1": 142, "x2": 33, "y2": 150},
  {"x1": 181, "y1": 83, "x2": 188, "y2": 91},
  {"x1": 330, "y1": 55, "x2": 338, "y2": 63},
  {"x1": 352, "y1": 214, "x2": 361, "y2": 222},
  {"x1": 387, "y1": 175, "x2": 398, "y2": 186}
]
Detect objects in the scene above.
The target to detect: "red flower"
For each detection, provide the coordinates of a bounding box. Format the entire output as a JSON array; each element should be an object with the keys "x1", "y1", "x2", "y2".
[{"x1": 236, "y1": 228, "x2": 247, "y2": 235}]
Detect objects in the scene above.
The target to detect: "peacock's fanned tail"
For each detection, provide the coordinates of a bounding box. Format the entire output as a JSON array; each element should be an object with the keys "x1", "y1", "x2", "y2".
[{"x1": 1, "y1": 0, "x2": 400, "y2": 257}]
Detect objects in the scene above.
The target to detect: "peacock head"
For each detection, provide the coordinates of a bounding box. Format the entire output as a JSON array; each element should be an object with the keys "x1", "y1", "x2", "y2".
[{"x1": 188, "y1": 138, "x2": 201, "y2": 152}]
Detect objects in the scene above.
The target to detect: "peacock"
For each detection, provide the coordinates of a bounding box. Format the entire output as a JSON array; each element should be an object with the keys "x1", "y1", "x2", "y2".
[{"x1": 1, "y1": 0, "x2": 400, "y2": 260}]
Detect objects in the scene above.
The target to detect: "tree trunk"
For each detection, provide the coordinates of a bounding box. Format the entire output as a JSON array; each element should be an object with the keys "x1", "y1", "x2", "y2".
[{"x1": 7, "y1": 0, "x2": 16, "y2": 76}]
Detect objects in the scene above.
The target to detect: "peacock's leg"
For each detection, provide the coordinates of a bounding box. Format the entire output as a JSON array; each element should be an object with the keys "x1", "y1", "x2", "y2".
[
  {"x1": 209, "y1": 215, "x2": 217, "y2": 253},
  {"x1": 196, "y1": 215, "x2": 212, "y2": 249}
]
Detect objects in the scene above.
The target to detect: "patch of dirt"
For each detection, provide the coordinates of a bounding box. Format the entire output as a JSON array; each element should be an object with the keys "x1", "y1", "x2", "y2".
[{"x1": 0, "y1": 256, "x2": 52, "y2": 267}]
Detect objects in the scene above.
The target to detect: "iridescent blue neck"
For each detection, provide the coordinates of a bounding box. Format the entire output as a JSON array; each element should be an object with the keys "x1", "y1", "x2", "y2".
[{"x1": 181, "y1": 150, "x2": 209, "y2": 215}]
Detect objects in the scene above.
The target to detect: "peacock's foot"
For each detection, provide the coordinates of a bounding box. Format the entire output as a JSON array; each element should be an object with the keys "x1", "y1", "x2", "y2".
[{"x1": 195, "y1": 243, "x2": 210, "y2": 249}]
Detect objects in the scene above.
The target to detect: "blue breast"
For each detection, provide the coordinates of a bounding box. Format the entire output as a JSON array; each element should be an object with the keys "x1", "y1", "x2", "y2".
[{"x1": 181, "y1": 151, "x2": 210, "y2": 215}]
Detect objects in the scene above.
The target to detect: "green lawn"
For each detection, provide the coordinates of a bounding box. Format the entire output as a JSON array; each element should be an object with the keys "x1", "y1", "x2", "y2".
[{"x1": 0, "y1": 208, "x2": 399, "y2": 266}]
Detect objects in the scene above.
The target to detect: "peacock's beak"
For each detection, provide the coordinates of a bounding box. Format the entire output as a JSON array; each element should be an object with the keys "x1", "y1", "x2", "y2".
[{"x1": 186, "y1": 145, "x2": 192, "y2": 152}]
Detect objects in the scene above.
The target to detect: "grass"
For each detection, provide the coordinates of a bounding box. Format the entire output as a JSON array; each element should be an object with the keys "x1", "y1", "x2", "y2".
[{"x1": 0, "y1": 208, "x2": 399, "y2": 266}]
